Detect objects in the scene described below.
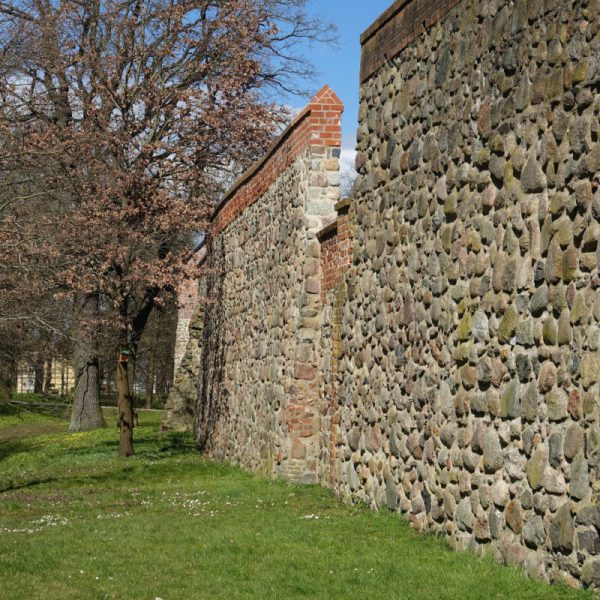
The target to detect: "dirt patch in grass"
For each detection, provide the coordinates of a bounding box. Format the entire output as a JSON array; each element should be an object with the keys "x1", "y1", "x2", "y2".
[{"x1": 0, "y1": 420, "x2": 67, "y2": 445}]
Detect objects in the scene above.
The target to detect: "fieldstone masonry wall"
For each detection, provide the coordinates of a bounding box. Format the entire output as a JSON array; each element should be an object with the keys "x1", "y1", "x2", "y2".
[
  {"x1": 161, "y1": 299, "x2": 204, "y2": 433},
  {"x1": 317, "y1": 199, "x2": 352, "y2": 485},
  {"x1": 172, "y1": 0, "x2": 600, "y2": 588},
  {"x1": 172, "y1": 277, "x2": 199, "y2": 377},
  {"x1": 195, "y1": 87, "x2": 344, "y2": 483},
  {"x1": 337, "y1": 0, "x2": 600, "y2": 588},
  {"x1": 162, "y1": 254, "x2": 206, "y2": 433}
]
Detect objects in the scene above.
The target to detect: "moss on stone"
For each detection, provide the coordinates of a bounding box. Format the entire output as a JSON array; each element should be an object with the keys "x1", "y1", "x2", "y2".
[
  {"x1": 457, "y1": 312, "x2": 473, "y2": 341},
  {"x1": 543, "y1": 317, "x2": 558, "y2": 346},
  {"x1": 453, "y1": 343, "x2": 472, "y2": 364},
  {"x1": 526, "y1": 448, "x2": 547, "y2": 490},
  {"x1": 498, "y1": 308, "x2": 519, "y2": 343}
]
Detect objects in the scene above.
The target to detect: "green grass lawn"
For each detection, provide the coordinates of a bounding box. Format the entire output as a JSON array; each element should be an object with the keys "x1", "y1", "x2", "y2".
[{"x1": 0, "y1": 408, "x2": 593, "y2": 600}]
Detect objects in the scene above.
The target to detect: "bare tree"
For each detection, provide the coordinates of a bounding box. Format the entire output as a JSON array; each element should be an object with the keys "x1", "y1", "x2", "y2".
[
  {"x1": 340, "y1": 165, "x2": 358, "y2": 199},
  {"x1": 0, "y1": 0, "x2": 334, "y2": 455}
]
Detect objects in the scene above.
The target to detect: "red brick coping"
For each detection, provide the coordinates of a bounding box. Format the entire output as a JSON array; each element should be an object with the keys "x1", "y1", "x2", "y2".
[
  {"x1": 212, "y1": 85, "x2": 344, "y2": 234},
  {"x1": 360, "y1": 0, "x2": 460, "y2": 83}
]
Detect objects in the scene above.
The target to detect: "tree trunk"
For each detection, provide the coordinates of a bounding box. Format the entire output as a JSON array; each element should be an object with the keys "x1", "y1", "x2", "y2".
[
  {"x1": 0, "y1": 368, "x2": 10, "y2": 404},
  {"x1": 129, "y1": 356, "x2": 137, "y2": 403},
  {"x1": 69, "y1": 294, "x2": 106, "y2": 432},
  {"x1": 116, "y1": 354, "x2": 134, "y2": 457},
  {"x1": 1, "y1": 352, "x2": 15, "y2": 402},
  {"x1": 61, "y1": 365, "x2": 66, "y2": 396},
  {"x1": 43, "y1": 359, "x2": 52, "y2": 395},
  {"x1": 115, "y1": 287, "x2": 158, "y2": 456},
  {"x1": 145, "y1": 351, "x2": 155, "y2": 409},
  {"x1": 98, "y1": 361, "x2": 104, "y2": 402},
  {"x1": 33, "y1": 354, "x2": 44, "y2": 394},
  {"x1": 156, "y1": 362, "x2": 169, "y2": 405}
]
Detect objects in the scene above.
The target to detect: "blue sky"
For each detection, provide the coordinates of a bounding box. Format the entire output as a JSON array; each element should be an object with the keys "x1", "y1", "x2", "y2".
[{"x1": 285, "y1": 1, "x2": 393, "y2": 172}]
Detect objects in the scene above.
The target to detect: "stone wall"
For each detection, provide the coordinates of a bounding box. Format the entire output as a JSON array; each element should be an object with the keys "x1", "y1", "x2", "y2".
[
  {"x1": 161, "y1": 251, "x2": 206, "y2": 432},
  {"x1": 337, "y1": 0, "x2": 600, "y2": 587},
  {"x1": 179, "y1": 0, "x2": 600, "y2": 588},
  {"x1": 172, "y1": 277, "x2": 200, "y2": 377},
  {"x1": 317, "y1": 199, "x2": 352, "y2": 485},
  {"x1": 161, "y1": 299, "x2": 204, "y2": 432},
  {"x1": 195, "y1": 87, "x2": 343, "y2": 482}
]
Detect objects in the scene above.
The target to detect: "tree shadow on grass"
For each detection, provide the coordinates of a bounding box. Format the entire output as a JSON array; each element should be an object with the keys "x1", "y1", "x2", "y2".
[
  {"x1": 0, "y1": 438, "x2": 28, "y2": 461},
  {"x1": 155, "y1": 431, "x2": 197, "y2": 454},
  {"x1": 0, "y1": 431, "x2": 201, "y2": 493},
  {"x1": 0, "y1": 404, "x2": 21, "y2": 417},
  {"x1": 65, "y1": 430, "x2": 198, "y2": 456}
]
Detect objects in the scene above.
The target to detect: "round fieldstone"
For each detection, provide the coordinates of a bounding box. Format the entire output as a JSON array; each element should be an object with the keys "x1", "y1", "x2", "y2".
[
  {"x1": 548, "y1": 431, "x2": 563, "y2": 468},
  {"x1": 550, "y1": 503, "x2": 574, "y2": 553},
  {"x1": 521, "y1": 383, "x2": 539, "y2": 422},
  {"x1": 472, "y1": 310, "x2": 489, "y2": 342},
  {"x1": 500, "y1": 379, "x2": 521, "y2": 418},
  {"x1": 570, "y1": 451, "x2": 589, "y2": 501},
  {"x1": 546, "y1": 388, "x2": 568, "y2": 422},
  {"x1": 523, "y1": 515, "x2": 546, "y2": 548},
  {"x1": 564, "y1": 423, "x2": 585, "y2": 461},
  {"x1": 498, "y1": 308, "x2": 519, "y2": 343},
  {"x1": 581, "y1": 354, "x2": 600, "y2": 388},
  {"x1": 576, "y1": 504, "x2": 600, "y2": 529},
  {"x1": 492, "y1": 479, "x2": 510, "y2": 508},
  {"x1": 538, "y1": 362, "x2": 557, "y2": 393},
  {"x1": 505, "y1": 499, "x2": 524, "y2": 534},
  {"x1": 521, "y1": 153, "x2": 546, "y2": 193},
  {"x1": 526, "y1": 447, "x2": 547, "y2": 490},
  {"x1": 583, "y1": 558, "x2": 600, "y2": 587},
  {"x1": 456, "y1": 497, "x2": 474, "y2": 532},
  {"x1": 530, "y1": 285, "x2": 548, "y2": 317},
  {"x1": 483, "y1": 428, "x2": 503, "y2": 473},
  {"x1": 516, "y1": 354, "x2": 532, "y2": 382}
]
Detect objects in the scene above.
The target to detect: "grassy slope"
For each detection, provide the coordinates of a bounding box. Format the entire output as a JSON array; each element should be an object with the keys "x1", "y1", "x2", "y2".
[{"x1": 0, "y1": 410, "x2": 593, "y2": 600}]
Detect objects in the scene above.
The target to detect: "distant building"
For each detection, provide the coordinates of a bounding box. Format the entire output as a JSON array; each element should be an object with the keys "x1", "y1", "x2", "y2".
[{"x1": 16, "y1": 360, "x2": 75, "y2": 395}]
